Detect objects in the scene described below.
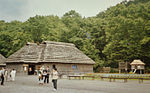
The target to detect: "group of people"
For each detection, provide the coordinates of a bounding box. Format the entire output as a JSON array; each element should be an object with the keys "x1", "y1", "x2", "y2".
[
  {"x1": 0, "y1": 68, "x2": 16, "y2": 85},
  {"x1": 0, "y1": 66, "x2": 58, "y2": 91},
  {"x1": 38, "y1": 66, "x2": 59, "y2": 91}
]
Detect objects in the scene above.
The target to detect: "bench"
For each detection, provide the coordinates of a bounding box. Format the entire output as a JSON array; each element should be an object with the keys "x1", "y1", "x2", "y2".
[
  {"x1": 82, "y1": 76, "x2": 95, "y2": 80},
  {"x1": 138, "y1": 78, "x2": 150, "y2": 83},
  {"x1": 68, "y1": 75, "x2": 83, "y2": 80},
  {"x1": 101, "y1": 77, "x2": 128, "y2": 82},
  {"x1": 101, "y1": 76, "x2": 150, "y2": 83},
  {"x1": 68, "y1": 75, "x2": 95, "y2": 80}
]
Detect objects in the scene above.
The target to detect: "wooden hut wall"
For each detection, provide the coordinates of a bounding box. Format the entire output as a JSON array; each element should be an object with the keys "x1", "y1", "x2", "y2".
[
  {"x1": 6, "y1": 63, "x2": 93, "y2": 75},
  {"x1": 6, "y1": 63, "x2": 26, "y2": 75},
  {"x1": 0, "y1": 65, "x2": 6, "y2": 70},
  {"x1": 42, "y1": 63, "x2": 93, "y2": 75}
]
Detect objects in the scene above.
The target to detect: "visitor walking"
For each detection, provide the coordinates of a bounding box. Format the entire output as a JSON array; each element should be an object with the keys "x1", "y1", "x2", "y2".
[{"x1": 51, "y1": 67, "x2": 58, "y2": 91}]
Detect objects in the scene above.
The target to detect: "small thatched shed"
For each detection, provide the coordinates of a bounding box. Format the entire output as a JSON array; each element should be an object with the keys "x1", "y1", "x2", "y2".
[
  {"x1": 130, "y1": 59, "x2": 145, "y2": 74},
  {"x1": 6, "y1": 41, "x2": 95, "y2": 75},
  {"x1": 0, "y1": 54, "x2": 6, "y2": 69}
]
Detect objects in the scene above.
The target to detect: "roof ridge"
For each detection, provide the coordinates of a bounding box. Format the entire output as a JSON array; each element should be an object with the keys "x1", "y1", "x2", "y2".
[
  {"x1": 43, "y1": 41, "x2": 75, "y2": 47},
  {"x1": 39, "y1": 44, "x2": 46, "y2": 62}
]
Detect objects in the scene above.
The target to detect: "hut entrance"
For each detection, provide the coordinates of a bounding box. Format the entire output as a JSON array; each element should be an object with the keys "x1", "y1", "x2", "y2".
[
  {"x1": 28, "y1": 65, "x2": 35, "y2": 75},
  {"x1": 52, "y1": 64, "x2": 56, "y2": 69}
]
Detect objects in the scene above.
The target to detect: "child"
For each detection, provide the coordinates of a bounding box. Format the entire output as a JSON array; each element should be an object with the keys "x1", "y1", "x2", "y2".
[{"x1": 38, "y1": 71, "x2": 44, "y2": 85}]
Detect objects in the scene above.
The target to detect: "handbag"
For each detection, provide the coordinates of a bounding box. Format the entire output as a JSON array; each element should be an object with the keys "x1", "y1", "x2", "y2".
[{"x1": 52, "y1": 79, "x2": 54, "y2": 82}]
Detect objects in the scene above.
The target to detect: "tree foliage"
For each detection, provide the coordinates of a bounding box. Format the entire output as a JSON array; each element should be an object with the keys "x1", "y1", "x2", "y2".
[{"x1": 0, "y1": 0, "x2": 149, "y2": 71}]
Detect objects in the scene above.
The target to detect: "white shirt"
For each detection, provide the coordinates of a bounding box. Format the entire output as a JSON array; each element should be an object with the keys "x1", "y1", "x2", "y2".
[{"x1": 52, "y1": 71, "x2": 58, "y2": 79}]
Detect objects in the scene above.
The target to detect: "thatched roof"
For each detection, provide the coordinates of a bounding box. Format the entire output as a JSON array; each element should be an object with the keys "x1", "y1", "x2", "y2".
[
  {"x1": 130, "y1": 59, "x2": 145, "y2": 65},
  {"x1": 0, "y1": 54, "x2": 6, "y2": 66},
  {"x1": 6, "y1": 41, "x2": 95, "y2": 64}
]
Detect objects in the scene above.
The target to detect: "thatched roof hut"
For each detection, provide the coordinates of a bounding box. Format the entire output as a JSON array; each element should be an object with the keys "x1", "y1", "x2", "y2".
[
  {"x1": 130, "y1": 59, "x2": 145, "y2": 74},
  {"x1": 6, "y1": 41, "x2": 95, "y2": 64},
  {"x1": 0, "y1": 54, "x2": 6, "y2": 67},
  {"x1": 130, "y1": 60, "x2": 145, "y2": 65},
  {"x1": 6, "y1": 41, "x2": 95, "y2": 75}
]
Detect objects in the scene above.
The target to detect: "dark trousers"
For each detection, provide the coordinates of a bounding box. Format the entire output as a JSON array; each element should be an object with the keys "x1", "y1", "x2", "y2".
[
  {"x1": 52, "y1": 79, "x2": 57, "y2": 90},
  {"x1": 1, "y1": 75, "x2": 4, "y2": 85},
  {"x1": 44, "y1": 75, "x2": 49, "y2": 83}
]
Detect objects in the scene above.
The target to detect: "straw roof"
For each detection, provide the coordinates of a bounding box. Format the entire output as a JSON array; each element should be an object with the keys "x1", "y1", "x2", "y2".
[
  {"x1": 130, "y1": 59, "x2": 145, "y2": 65},
  {"x1": 0, "y1": 54, "x2": 6, "y2": 66},
  {"x1": 6, "y1": 41, "x2": 95, "y2": 64}
]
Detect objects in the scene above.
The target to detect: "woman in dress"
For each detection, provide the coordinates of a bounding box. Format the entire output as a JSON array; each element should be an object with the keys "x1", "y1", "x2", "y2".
[{"x1": 10, "y1": 69, "x2": 16, "y2": 81}]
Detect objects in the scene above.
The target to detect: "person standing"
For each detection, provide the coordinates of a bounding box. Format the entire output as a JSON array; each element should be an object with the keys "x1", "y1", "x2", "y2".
[
  {"x1": 44, "y1": 66, "x2": 50, "y2": 83},
  {"x1": 43, "y1": 70, "x2": 47, "y2": 83},
  {"x1": 38, "y1": 71, "x2": 44, "y2": 85},
  {"x1": 10, "y1": 69, "x2": 16, "y2": 81},
  {"x1": 4, "y1": 69, "x2": 8, "y2": 81},
  {"x1": 29, "y1": 67, "x2": 32, "y2": 75},
  {"x1": 0, "y1": 68, "x2": 5, "y2": 85},
  {"x1": 51, "y1": 68, "x2": 58, "y2": 91}
]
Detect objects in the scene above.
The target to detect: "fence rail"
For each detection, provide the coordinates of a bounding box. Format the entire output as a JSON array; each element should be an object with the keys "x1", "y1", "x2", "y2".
[{"x1": 67, "y1": 74, "x2": 150, "y2": 84}]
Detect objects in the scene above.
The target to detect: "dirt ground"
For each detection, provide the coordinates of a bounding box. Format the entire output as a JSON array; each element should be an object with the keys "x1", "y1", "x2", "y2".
[{"x1": 0, "y1": 75, "x2": 150, "y2": 93}]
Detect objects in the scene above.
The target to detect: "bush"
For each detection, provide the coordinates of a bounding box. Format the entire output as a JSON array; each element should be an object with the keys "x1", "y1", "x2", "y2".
[{"x1": 110, "y1": 68, "x2": 119, "y2": 73}]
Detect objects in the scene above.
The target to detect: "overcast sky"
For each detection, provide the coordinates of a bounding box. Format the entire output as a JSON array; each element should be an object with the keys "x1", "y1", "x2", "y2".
[{"x1": 0, "y1": 0, "x2": 124, "y2": 22}]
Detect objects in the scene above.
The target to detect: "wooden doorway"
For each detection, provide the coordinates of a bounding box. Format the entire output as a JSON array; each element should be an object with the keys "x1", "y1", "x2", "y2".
[{"x1": 28, "y1": 65, "x2": 35, "y2": 75}]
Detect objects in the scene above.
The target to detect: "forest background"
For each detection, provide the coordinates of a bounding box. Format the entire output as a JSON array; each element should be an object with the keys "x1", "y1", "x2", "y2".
[{"x1": 0, "y1": 0, "x2": 149, "y2": 72}]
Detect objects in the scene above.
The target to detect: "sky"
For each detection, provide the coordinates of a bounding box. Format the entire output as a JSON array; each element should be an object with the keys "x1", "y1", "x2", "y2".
[{"x1": 0, "y1": 0, "x2": 124, "y2": 22}]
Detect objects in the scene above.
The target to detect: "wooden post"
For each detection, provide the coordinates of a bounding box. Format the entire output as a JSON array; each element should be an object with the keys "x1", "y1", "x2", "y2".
[
  {"x1": 92, "y1": 76, "x2": 95, "y2": 80},
  {"x1": 119, "y1": 70, "x2": 121, "y2": 74},
  {"x1": 109, "y1": 77, "x2": 112, "y2": 82},
  {"x1": 68, "y1": 76, "x2": 70, "y2": 80},
  {"x1": 82, "y1": 76, "x2": 84, "y2": 80}
]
